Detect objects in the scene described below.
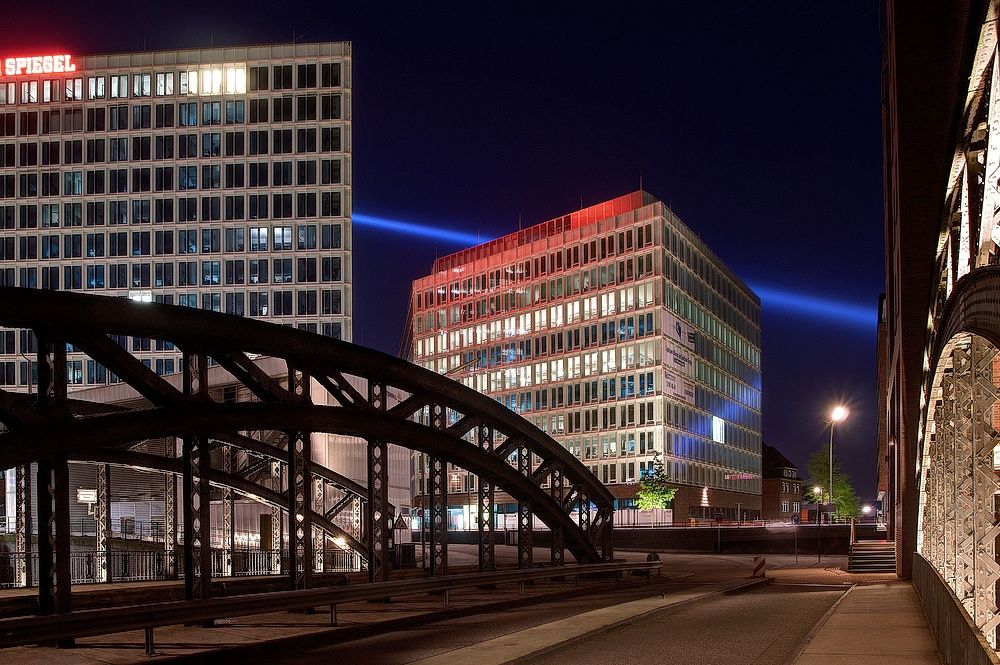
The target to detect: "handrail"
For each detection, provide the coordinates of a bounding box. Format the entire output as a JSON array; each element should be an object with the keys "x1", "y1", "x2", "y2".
[{"x1": 0, "y1": 561, "x2": 660, "y2": 650}]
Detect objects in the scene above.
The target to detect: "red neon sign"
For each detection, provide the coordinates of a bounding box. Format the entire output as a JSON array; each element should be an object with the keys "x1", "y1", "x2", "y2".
[{"x1": 3, "y1": 55, "x2": 77, "y2": 77}]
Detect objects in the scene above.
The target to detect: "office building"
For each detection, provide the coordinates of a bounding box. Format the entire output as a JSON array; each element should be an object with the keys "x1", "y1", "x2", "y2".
[
  {"x1": 409, "y1": 191, "x2": 762, "y2": 525},
  {"x1": 0, "y1": 41, "x2": 352, "y2": 389}
]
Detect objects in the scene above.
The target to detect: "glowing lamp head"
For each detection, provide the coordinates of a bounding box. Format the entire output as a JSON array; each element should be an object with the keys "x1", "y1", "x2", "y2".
[
  {"x1": 831, "y1": 406, "x2": 848, "y2": 423},
  {"x1": 862, "y1": 505, "x2": 873, "y2": 515},
  {"x1": 813, "y1": 485, "x2": 823, "y2": 496}
]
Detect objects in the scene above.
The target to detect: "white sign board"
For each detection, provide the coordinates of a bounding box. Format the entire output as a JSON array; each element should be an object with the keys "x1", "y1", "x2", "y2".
[{"x1": 662, "y1": 312, "x2": 695, "y2": 404}]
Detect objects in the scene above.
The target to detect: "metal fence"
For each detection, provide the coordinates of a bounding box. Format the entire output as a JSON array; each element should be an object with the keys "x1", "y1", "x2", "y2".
[{"x1": 0, "y1": 547, "x2": 362, "y2": 588}]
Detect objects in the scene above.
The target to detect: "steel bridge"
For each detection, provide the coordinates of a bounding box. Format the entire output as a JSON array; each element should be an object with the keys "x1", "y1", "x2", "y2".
[
  {"x1": 886, "y1": 0, "x2": 1000, "y2": 652},
  {"x1": 0, "y1": 287, "x2": 614, "y2": 618}
]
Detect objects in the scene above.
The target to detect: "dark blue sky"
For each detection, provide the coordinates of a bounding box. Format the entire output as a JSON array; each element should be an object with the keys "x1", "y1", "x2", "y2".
[{"x1": 10, "y1": 2, "x2": 885, "y2": 495}]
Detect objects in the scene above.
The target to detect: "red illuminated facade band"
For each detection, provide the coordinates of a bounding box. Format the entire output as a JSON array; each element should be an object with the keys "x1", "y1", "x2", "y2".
[{"x1": 3, "y1": 54, "x2": 77, "y2": 77}]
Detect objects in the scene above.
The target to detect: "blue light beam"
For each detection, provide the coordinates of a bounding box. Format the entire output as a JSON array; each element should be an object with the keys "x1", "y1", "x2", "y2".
[
  {"x1": 750, "y1": 285, "x2": 877, "y2": 328},
  {"x1": 353, "y1": 213, "x2": 486, "y2": 246}
]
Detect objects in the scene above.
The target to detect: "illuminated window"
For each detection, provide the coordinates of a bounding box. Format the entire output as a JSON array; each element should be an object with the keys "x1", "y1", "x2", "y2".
[
  {"x1": 224, "y1": 67, "x2": 246, "y2": 94},
  {"x1": 712, "y1": 416, "x2": 725, "y2": 443},
  {"x1": 21, "y1": 81, "x2": 37, "y2": 104},
  {"x1": 200, "y1": 69, "x2": 222, "y2": 95},
  {"x1": 0, "y1": 83, "x2": 13, "y2": 105},
  {"x1": 88, "y1": 76, "x2": 105, "y2": 99},
  {"x1": 65, "y1": 77, "x2": 82, "y2": 100},
  {"x1": 42, "y1": 81, "x2": 55, "y2": 103},
  {"x1": 109, "y1": 75, "x2": 127, "y2": 99},
  {"x1": 155, "y1": 72, "x2": 174, "y2": 96},
  {"x1": 180, "y1": 71, "x2": 198, "y2": 95},
  {"x1": 132, "y1": 74, "x2": 151, "y2": 97}
]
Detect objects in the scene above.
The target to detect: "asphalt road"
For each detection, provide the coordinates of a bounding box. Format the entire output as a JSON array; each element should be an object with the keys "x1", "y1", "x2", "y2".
[
  {"x1": 531, "y1": 585, "x2": 842, "y2": 665},
  {"x1": 252, "y1": 577, "x2": 692, "y2": 664}
]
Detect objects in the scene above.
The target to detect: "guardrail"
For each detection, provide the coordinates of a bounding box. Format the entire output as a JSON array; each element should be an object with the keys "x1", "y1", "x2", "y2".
[{"x1": 0, "y1": 560, "x2": 660, "y2": 654}]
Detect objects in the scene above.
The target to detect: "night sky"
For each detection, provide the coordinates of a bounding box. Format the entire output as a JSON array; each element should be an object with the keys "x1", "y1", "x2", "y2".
[{"x1": 10, "y1": 3, "x2": 885, "y2": 497}]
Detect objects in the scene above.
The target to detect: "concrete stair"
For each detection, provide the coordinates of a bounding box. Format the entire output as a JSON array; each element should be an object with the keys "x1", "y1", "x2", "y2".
[{"x1": 848, "y1": 539, "x2": 896, "y2": 573}]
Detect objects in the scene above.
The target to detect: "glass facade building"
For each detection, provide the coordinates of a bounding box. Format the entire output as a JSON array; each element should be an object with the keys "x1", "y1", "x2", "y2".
[
  {"x1": 0, "y1": 42, "x2": 352, "y2": 388},
  {"x1": 409, "y1": 192, "x2": 762, "y2": 523}
]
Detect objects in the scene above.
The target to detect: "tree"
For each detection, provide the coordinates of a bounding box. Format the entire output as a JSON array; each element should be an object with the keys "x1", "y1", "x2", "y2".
[
  {"x1": 636, "y1": 453, "x2": 678, "y2": 511},
  {"x1": 806, "y1": 444, "x2": 860, "y2": 519}
]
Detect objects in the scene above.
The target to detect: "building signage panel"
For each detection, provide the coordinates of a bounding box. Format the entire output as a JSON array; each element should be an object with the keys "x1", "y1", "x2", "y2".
[
  {"x1": 663, "y1": 368, "x2": 694, "y2": 404},
  {"x1": 662, "y1": 311, "x2": 695, "y2": 404},
  {"x1": 3, "y1": 54, "x2": 78, "y2": 77}
]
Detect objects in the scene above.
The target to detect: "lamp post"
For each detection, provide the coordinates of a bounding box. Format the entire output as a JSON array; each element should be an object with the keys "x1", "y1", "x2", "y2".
[
  {"x1": 814, "y1": 484, "x2": 824, "y2": 562},
  {"x1": 828, "y1": 406, "x2": 848, "y2": 524}
]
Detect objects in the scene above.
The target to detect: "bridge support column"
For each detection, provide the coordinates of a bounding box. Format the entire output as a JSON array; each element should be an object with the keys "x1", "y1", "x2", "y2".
[
  {"x1": 222, "y1": 446, "x2": 234, "y2": 577},
  {"x1": 429, "y1": 455, "x2": 447, "y2": 576},
  {"x1": 182, "y1": 352, "x2": 212, "y2": 601},
  {"x1": 35, "y1": 340, "x2": 71, "y2": 617},
  {"x1": 429, "y1": 404, "x2": 448, "y2": 576},
  {"x1": 517, "y1": 441, "x2": 533, "y2": 569},
  {"x1": 15, "y1": 464, "x2": 31, "y2": 588},
  {"x1": 367, "y1": 381, "x2": 391, "y2": 583},
  {"x1": 314, "y1": 479, "x2": 325, "y2": 573},
  {"x1": 550, "y1": 464, "x2": 565, "y2": 567},
  {"x1": 164, "y1": 440, "x2": 177, "y2": 579},
  {"x1": 286, "y1": 364, "x2": 312, "y2": 590},
  {"x1": 270, "y1": 461, "x2": 283, "y2": 574},
  {"x1": 36, "y1": 458, "x2": 71, "y2": 617},
  {"x1": 477, "y1": 425, "x2": 495, "y2": 573},
  {"x1": 95, "y1": 463, "x2": 111, "y2": 582}
]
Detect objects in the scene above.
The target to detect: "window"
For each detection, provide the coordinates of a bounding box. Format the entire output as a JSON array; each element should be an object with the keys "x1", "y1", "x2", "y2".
[
  {"x1": 296, "y1": 95, "x2": 317, "y2": 120},
  {"x1": 202, "y1": 101, "x2": 221, "y2": 126},
  {"x1": 224, "y1": 67, "x2": 247, "y2": 94},
  {"x1": 132, "y1": 73, "x2": 152, "y2": 97},
  {"x1": 225, "y1": 100, "x2": 244, "y2": 124},
  {"x1": 155, "y1": 103, "x2": 175, "y2": 128},
  {"x1": 273, "y1": 64, "x2": 293, "y2": 90},
  {"x1": 249, "y1": 66, "x2": 269, "y2": 91},
  {"x1": 110, "y1": 75, "x2": 128, "y2": 98},
  {"x1": 321, "y1": 62, "x2": 341, "y2": 87},
  {"x1": 155, "y1": 72, "x2": 174, "y2": 96},
  {"x1": 179, "y1": 102, "x2": 197, "y2": 127},
  {"x1": 65, "y1": 77, "x2": 83, "y2": 101},
  {"x1": 273, "y1": 225, "x2": 293, "y2": 250},
  {"x1": 88, "y1": 76, "x2": 106, "y2": 99},
  {"x1": 297, "y1": 64, "x2": 317, "y2": 88},
  {"x1": 200, "y1": 69, "x2": 223, "y2": 95},
  {"x1": 320, "y1": 94, "x2": 341, "y2": 119},
  {"x1": 131, "y1": 105, "x2": 151, "y2": 129}
]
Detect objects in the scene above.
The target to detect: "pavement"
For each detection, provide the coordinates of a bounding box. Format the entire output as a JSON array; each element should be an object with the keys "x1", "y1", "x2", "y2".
[
  {"x1": 788, "y1": 582, "x2": 942, "y2": 665},
  {"x1": 407, "y1": 578, "x2": 773, "y2": 665},
  {"x1": 0, "y1": 547, "x2": 945, "y2": 664}
]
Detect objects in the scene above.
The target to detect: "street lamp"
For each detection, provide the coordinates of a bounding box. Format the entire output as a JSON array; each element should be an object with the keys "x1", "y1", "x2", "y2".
[
  {"x1": 813, "y1": 484, "x2": 823, "y2": 562},
  {"x1": 828, "y1": 406, "x2": 848, "y2": 523}
]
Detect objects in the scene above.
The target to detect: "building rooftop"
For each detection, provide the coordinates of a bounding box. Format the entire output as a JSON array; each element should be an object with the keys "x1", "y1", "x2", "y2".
[
  {"x1": 430, "y1": 191, "x2": 656, "y2": 274},
  {"x1": 761, "y1": 443, "x2": 799, "y2": 478}
]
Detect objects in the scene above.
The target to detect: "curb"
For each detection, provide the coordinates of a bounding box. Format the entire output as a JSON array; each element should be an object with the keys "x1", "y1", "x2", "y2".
[
  {"x1": 505, "y1": 577, "x2": 773, "y2": 665},
  {"x1": 780, "y1": 583, "x2": 856, "y2": 665}
]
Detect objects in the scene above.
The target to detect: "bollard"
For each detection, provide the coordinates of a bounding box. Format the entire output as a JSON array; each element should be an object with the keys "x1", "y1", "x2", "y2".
[
  {"x1": 518, "y1": 580, "x2": 526, "y2": 596},
  {"x1": 330, "y1": 604, "x2": 338, "y2": 627},
  {"x1": 752, "y1": 556, "x2": 766, "y2": 578},
  {"x1": 443, "y1": 589, "x2": 450, "y2": 607},
  {"x1": 144, "y1": 627, "x2": 154, "y2": 655}
]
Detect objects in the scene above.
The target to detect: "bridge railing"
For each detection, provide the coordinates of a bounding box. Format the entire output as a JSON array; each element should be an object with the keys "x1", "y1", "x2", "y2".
[
  {"x1": 0, "y1": 548, "x2": 368, "y2": 587},
  {"x1": 0, "y1": 560, "x2": 660, "y2": 653}
]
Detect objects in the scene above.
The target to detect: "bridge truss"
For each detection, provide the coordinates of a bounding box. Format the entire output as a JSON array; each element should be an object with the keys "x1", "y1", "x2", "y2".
[{"x1": 0, "y1": 287, "x2": 614, "y2": 617}]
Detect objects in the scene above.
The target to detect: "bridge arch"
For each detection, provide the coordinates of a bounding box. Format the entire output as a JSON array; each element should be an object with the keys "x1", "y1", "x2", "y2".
[{"x1": 0, "y1": 287, "x2": 614, "y2": 613}]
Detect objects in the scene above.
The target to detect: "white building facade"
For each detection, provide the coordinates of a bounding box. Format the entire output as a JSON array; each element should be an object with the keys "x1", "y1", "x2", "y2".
[{"x1": 410, "y1": 192, "x2": 762, "y2": 525}]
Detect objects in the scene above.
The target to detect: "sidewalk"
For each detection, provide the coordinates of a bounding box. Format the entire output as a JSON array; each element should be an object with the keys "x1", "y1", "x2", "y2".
[{"x1": 789, "y1": 582, "x2": 941, "y2": 664}]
